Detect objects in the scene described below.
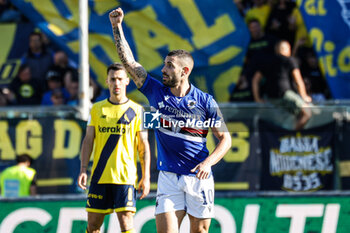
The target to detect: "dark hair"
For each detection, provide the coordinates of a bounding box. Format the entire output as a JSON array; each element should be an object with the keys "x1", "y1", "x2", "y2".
[
  {"x1": 68, "y1": 69, "x2": 79, "y2": 82},
  {"x1": 167, "y1": 50, "x2": 193, "y2": 62},
  {"x1": 247, "y1": 18, "x2": 260, "y2": 25},
  {"x1": 17, "y1": 64, "x2": 30, "y2": 76},
  {"x1": 107, "y1": 63, "x2": 126, "y2": 74},
  {"x1": 29, "y1": 32, "x2": 42, "y2": 41},
  {"x1": 16, "y1": 154, "x2": 33, "y2": 165},
  {"x1": 28, "y1": 32, "x2": 46, "y2": 56}
]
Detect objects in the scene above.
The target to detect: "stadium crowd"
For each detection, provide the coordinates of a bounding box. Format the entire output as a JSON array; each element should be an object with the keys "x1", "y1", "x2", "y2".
[
  {"x1": 0, "y1": 30, "x2": 102, "y2": 107},
  {"x1": 0, "y1": 0, "x2": 331, "y2": 107},
  {"x1": 230, "y1": 0, "x2": 331, "y2": 103}
]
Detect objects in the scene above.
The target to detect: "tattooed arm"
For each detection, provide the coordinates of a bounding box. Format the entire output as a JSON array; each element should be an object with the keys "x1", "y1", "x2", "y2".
[{"x1": 109, "y1": 8, "x2": 147, "y2": 88}]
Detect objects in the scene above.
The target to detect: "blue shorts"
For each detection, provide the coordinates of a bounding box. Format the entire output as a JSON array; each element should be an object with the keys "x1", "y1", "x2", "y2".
[{"x1": 86, "y1": 183, "x2": 136, "y2": 214}]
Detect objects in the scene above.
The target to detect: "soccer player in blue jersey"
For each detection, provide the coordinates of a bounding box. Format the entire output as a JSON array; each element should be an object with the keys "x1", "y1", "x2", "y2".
[
  {"x1": 77, "y1": 63, "x2": 151, "y2": 233},
  {"x1": 110, "y1": 8, "x2": 232, "y2": 233}
]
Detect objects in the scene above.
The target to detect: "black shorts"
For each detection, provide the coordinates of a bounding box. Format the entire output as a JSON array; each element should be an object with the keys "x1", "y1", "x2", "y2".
[{"x1": 86, "y1": 183, "x2": 136, "y2": 214}]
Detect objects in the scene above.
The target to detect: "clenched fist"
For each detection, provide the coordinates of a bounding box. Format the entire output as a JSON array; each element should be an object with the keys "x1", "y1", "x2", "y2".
[{"x1": 109, "y1": 7, "x2": 124, "y2": 27}]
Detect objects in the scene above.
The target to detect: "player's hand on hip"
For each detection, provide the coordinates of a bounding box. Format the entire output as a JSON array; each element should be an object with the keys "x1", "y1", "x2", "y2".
[
  {"x1": 191, "y1": 162, "x2": 211, "y2": 180},
  {"x1": 77, "y1": 172, "x2": 88, "y2": 190},
  {"x1": 138, "y1": 177, "x2": 150, "y2": 199},
  {"x1": 109, "y1": 7, "x2": 124, "y2": 27}
]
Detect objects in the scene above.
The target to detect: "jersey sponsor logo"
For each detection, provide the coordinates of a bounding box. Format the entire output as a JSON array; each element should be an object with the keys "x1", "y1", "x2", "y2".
[
  {"x1": 164, "y1": 105, "x2": 199, "y2": 120},
  {"x1": 88, "y1": 193, "x2": 103, "y2": 199},
  {"x1": 98, "y1": 107, "x2": 135, "y2": 134},
  {"x1": 98, "y1": 125, "x2": 128, "y2": 134}
]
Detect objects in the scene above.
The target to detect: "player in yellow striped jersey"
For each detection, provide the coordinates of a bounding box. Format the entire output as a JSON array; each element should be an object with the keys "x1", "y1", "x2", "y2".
[{"x1": 77, "y1": 63, "x2": 151, "y2": 233}]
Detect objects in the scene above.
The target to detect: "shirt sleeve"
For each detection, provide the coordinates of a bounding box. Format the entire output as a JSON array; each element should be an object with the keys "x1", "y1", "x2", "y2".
[
  {"x1": 138, "y1": 74, "x2": 163, "y2": 101},
  {"x1": 206, "y1": 96, "x2": 221, "y2": 120},
  {"x1": 31, "y1": 173, "x2": 37, "y2": 186},
  {"x1": 206, "y1": 96, "x2": 225, "y2": 131},
  {"x1": 87, "y1": 105, "x2": 95, "y2": 127},
  {"x1": 135, "y1": 106, "x2": 143, "y2": 132},
  {"x1": 290, "y1": 57, "x2": 299, "y2": 70}
]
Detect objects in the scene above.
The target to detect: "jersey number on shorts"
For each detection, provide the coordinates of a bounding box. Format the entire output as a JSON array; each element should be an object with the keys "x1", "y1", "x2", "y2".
[
  {"x1": 201, "y1": 189, "x2": 214, "y2": 205},
  {"x1": 126, "y1": 187, "x2": 134, "y2": 206},
  {"x1": 91, "y1": 134, "x2": 122, "y2": 183}
]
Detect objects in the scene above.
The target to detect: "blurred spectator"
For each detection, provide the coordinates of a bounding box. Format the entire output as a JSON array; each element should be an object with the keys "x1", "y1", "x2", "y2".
[
  {"x1": 65, "y1": 69, "x2": 79, "y2": 106},
  {"x1": 66, "y1": 80, "x2": 79, "y2": 106},
  {"x1": 234, "y1": 0, "x2": 251, "y2": 17},
  {"x1": 51, "y1": 50, "x2": 77, "y2": 80},
  {"x1": 233, "y1": 19, "x2": 278, "y2": 100},
  {"x1": 8, "y1": 64, "x2": 43, "y2": 105},
  {"x1": 252, "y1": 40, "x2": 312, "y2": 130},
  {"x1": 266, "y1": 0, "x2": 296, "y2": 46},
  {"x1": 41, "y1": 70, "x2": 69, "y2": 105},
  {"x1": 40, "y1": 32, "x2": 60, "y2": 52},
  {"x1": 246, "y1": 18, "x2": 278, "y2": 64},
  {"x1": 298, "y1": 48, "x2": 331, "y2": 101},
  {"x1": 21, "y1": 32, "x2": 54, "y2": 90},
  {"x1": 90, "y1": 77, "x2": 102, "y2": 103},
  {"x1": 0, "y1": 0, "x2": 21, "y2": 23},
  {"x1": 229, "y1": 70, "x2": 254, "y2": 102},
  {"x1": 63, "y1": 69, "x2": 79, "y2": 90},
  {"x1": 0, "y1": 154, "x2": 37, "y2": 197},
  {"x1": 46, "y1": 68, "x2": 64, "y2": 88},
  {"x1": 245, "y1": 0, "x2": 273, "y2": 29},
  {"x1": 0, "y1": 89, "x2": 9, "y2": 106},
  {"x1": 50, "y1": 88, "x2": 66, "y2": 106}
]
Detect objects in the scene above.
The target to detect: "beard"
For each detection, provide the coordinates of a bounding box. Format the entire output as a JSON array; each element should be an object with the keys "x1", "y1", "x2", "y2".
[
  {"x1": 162, "y1": 75, "x2": 178, "y2": 88},
  {"x1": 162, "y1": 79, "x2": 177, "y2": 88}
]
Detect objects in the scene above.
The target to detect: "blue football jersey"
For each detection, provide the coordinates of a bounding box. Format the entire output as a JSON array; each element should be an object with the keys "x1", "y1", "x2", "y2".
[{"x1": 139, "y1": 74, "x2": 222, "y2": 175}]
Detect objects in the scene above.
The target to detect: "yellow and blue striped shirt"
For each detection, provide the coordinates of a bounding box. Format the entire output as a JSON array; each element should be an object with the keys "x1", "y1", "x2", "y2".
[{"x1": 88, "y1": 99, "x2": 143, "y2": 185}]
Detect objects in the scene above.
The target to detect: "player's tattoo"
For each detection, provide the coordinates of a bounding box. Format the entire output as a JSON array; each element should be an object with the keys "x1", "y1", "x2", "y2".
[{"x1": 113, "y1": 26, "x2": 147, "y2": 88}]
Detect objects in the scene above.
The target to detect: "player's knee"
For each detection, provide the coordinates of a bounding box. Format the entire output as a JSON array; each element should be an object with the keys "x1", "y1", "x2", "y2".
[
  {"x1": 117, "y1": 211, "x2": 134, "y2": 231},
  {"x1": 190, "y1": 224, "x2": 209, "y2": 233},
  {"x1": 189, "y1": 216, "x2": 210, "y2": 233},
  {"x1": 87, "y1": 224, "x2": 101, "y2": 233},
  {"x1": 87, "y1": 219, "x2": 103, "y2": 232}
]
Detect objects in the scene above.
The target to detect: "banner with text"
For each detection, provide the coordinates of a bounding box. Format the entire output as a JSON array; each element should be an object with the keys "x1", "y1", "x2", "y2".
[
  {"x1": 259, "y1": 120, "x2": 336, "y2": 191},
  {"x1": 298, "y1": 0, "x2": 350, "y2": 99},
  {"x1": 0, "y1": 117, "x2": 260, "y2": 194},
  {"x1": 10, "y1": 0, "x2": 250, "y2": 103},
  {"x1": 0, "y1": 118, "x2": 85, "y2": 194},
  {"x1": 0, "y1": 23, "x2": 34, "y2": 87},
  {"x1": 0, "y1": 195, "x2": 349, "y2": 232}
]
